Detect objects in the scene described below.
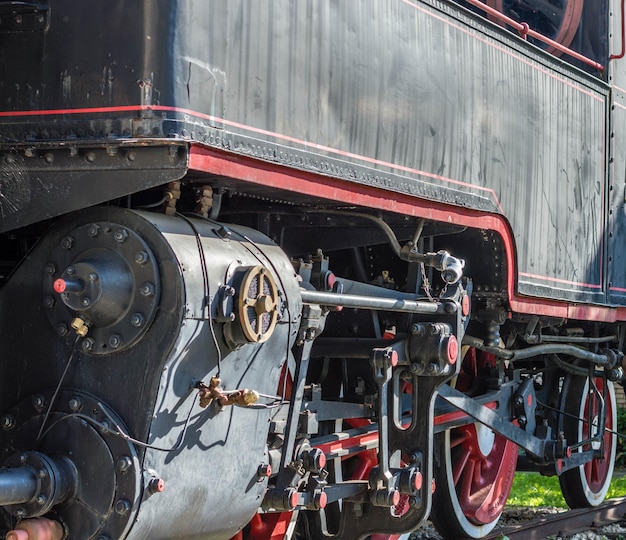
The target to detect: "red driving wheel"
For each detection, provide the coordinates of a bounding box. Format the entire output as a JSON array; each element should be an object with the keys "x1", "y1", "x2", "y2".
[
  {"x1": 559, "y1": 373, "x2": 617, "y2": 508},
  {"x1": 431, "y1": 348, "x2": 518, "y2": 539}
]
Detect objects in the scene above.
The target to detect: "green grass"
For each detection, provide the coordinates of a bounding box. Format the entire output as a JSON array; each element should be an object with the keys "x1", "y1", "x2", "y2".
[{"x1": 506, "y1": 471, "x2": 626, "y2": 508}]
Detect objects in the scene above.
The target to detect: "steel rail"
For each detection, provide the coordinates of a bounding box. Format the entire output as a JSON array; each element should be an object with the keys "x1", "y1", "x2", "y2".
[{"x1": 476, "y1": 496, "x2": 626, "y2": 540}]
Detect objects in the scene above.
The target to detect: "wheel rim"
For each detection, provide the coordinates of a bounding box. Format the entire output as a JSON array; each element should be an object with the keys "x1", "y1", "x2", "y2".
[
  {"x1": 432, "y1": 348, "x2": 518, "y2": 538},
  {"x1": 560, "y1": 376, "x2": 616, "y2": 507},
  {"x1": 583, "y1": 379, "x2": 614, "y2": 494},
  {"x1": 447, "y1": 422, "x2": 517, "y2": 527}
]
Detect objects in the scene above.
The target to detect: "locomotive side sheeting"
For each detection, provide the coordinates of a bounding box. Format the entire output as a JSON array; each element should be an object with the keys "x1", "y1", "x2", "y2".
[{"x1": 0, "y1": 1, "x2": 624, "y2": 540}]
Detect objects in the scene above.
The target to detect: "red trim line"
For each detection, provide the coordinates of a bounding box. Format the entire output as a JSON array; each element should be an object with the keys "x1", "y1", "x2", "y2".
[
  {"x1": 610, "y1": 286, "x2": 626, "y2": 293},
  {"x1": 402, "y1": 0, "x2": 606, "y2": 95},
  {"x1": 0, "y1": 103, "x2": 503, "y2": 212},
  {"x1": 189, "y1": 145, "x2": 626, "y2": 323},
  {"x1": 0, "y1": 105, "x2": 147, "y2": 118},
  {"x1": 519, "y1": 272, "x2": 601, "y2": 289}
]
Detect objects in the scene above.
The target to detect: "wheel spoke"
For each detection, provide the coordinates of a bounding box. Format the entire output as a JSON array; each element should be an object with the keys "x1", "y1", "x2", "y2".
[{"x1": 452, "y1": 448, "x2": 471, "y2": 486}]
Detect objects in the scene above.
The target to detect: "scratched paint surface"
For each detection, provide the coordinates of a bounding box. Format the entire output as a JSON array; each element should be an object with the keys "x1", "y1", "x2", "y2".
[{"x1": 0, "y1": 0, "x2": 611, "y2": 303}]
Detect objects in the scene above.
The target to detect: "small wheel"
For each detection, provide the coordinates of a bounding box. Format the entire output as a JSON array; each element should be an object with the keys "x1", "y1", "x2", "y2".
[
  {"x1": 559, "y1": 374, "x2": 617, "y2": 507},
  {"x1": 431, "y1": 348, "x2": 518, "y2": 539},
  {"x1": 238, "y1": 265, "x2": 279, "y2": 343}
]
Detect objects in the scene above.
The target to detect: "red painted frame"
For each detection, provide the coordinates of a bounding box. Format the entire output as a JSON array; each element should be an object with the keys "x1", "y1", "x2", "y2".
[{"x1": 189, "y1": 145, "x2": 626, "y2": 323}]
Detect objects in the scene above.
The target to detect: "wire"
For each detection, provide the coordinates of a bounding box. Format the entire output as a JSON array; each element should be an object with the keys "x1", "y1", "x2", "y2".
[
  {"x1": 36, "y1": 335, "x2": 80, "y2": 443},
  {"x1": 99, "y1": 394, "x2": 199, "y2": 452},
  {"x1": 176, "y1": 213, "x2": 222, "y2": 376},
  {"x1": 136, "y1": 194, "x2": 170, "y2": 209}
]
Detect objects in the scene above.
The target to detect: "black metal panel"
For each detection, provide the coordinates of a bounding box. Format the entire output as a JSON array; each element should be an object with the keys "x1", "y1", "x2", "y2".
[
  {"x1": 608, "y1": 89, "x2": 626, "y2": 305},
  {"x1": 0, "y1": 144, "x2": 187, "y2": 233},
  {"x1": 0, "y1": 0, "x2": 611, "y2": 305}
]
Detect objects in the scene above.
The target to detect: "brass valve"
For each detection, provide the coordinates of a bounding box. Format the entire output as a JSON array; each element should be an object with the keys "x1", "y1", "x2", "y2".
[
  {"x1": 71, "y1": 317, "x2": 89, "y2": 337},
  {"x1": 197, "y1": 377, "x2": 259, "y2": 408}
]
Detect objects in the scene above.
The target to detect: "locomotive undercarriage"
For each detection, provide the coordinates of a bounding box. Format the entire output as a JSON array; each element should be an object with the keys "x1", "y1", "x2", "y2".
[{"x1": 0, "y1": 176, "x2": 621, "y2": 540}]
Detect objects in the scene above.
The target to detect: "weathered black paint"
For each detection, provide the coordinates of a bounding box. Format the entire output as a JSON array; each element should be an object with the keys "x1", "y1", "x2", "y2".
[{"x1": 0, "y1": 0, "x2": 614, "y2": 306}]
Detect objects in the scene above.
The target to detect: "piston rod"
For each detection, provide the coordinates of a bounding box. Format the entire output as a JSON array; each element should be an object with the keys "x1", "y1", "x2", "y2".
[
  {"x1": 300, "y1": 290, "x2": 450, "y2": 314},
  {"x1": 0, "y1": 468, "x2": 38, "y2": 505}
]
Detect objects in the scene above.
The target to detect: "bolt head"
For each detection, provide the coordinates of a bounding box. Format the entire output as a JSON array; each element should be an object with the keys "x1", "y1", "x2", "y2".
[
  {"x1": 108, "y1": 334, "x2": 122, "y2": 349},
  {"x1": 81, "y1": 297, "x2": 92, "y2": 307},
  {"x1": 69, "y1": 397, "x2": 83, "y2": 412},
  {"x1": 113, "y1": 229, "x2": 129, "y2": 243},
  {"x1": 115, "y1": 499, "x2": 132, "y2": 515},
  {"x1": 61, "y1": 236, "x2": 74, "y2": 250},
  {"x1": 139, "y1": 282, "x2": 155, "y2": 297},
  {"x1": 0, "y1": 415, "x2": 15, "y2": 430},
  {"x1": 86, "y1": 223, "x2": 100, "y2": 237},
  {"x1": 57, "y1": 323, "x2": 69, "y2": 337},
  {"x1": 117, "y1": 456, "x2": 133, "y2": 473},
  {"x1": 134, "y1": 250, "x2": 149, "y2": 264},
  {"x1": 32, "y1": 395, "x2": 45, "y2": 410},
  {"x1": 81, "y1": 338, "x2": 95, "y2": 352},
  {"x1": 130, "y1": 313, "x2": 145, "y2": 327}
]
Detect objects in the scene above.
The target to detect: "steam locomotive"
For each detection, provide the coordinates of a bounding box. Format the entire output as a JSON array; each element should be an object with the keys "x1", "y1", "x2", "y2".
[{"x1": 0, "y1": 0, "x2": 623, "y2": 539}]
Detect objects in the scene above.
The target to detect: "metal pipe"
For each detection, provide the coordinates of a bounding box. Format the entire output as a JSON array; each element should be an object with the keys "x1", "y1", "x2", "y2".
[
  {"x1": 461, "y1": 0, "x2": 604, "y2": 71},
  {"x1": 300, "y1": 289, "x2": 447, "y2": 314},
  {"x1": 538, "y1": 334, "x2": 617, "y2": 344},
  {"x1": 463, "y1": 335, "x2": 616, "y2": 367},
  {"x1": 312, "y1": 337, "x2": 408, "y2": 359},
  {"x1": 511, "y1": 344, "x2": 614, "y2": 365},
  {"x1": 0, "y1": 467, "x2": 38, "y2": 505}
]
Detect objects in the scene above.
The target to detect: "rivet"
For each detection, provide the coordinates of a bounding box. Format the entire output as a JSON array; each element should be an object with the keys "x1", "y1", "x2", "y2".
[
  {"x1": 43, "y1": 296, "x2": 55, "y2": 309},
  {"x1": 85, "y1": 151, "x2": 96, "y2": 163},
  {"x1": 81, "y1": 297, "x2": 92, "y2": 307},
  {"x1": 44, "y1": 153, "x2": 54, "y2": 164}
]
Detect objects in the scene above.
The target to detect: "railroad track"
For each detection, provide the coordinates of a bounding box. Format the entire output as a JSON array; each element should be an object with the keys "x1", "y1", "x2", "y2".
[{"x1": 473, "y1": 497, "x2": 626, "y2": 540}]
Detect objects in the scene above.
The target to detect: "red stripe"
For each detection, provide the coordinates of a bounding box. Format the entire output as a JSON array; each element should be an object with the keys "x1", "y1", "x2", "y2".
[
  {"x1": 0, "y1": 105, "x2": 147, "y2": 117},
  {"x1": 519, "y1": 272, "x2": 602, "y2": 289},
  {"x1": 189, "y1": 145, "x2": 626, "y2": 323}
]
